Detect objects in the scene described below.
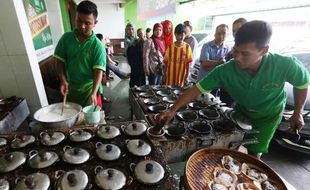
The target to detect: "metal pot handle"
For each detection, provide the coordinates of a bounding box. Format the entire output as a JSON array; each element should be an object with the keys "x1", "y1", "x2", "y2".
[
  {"x1": 129, "y1": 163, "x2": 136, "y2": 172},
  {"x1": 28, "y1": 150, "x2": 38, "y2": 157},
  {"x1": 121, "y1": 125, "x2": 126, "y2": 131},
  {"x1": 39, "y1": 132, "x2": 48, "y2": 139},
  {"x1": 15, "y1": 175, "x2": 26, "y2": 184},
  {"x1": 63, "y1": 145, "x2": 72, "y2": 152},
  {"x1": 94, "y1": 166, "x2": 103, "y2": 174},
  {"x1": 54, "y1": 170, "x2": 65, "y2": 179},
  {"x1": 95, "y1": 142, "x2": 103, "y2": 148}
]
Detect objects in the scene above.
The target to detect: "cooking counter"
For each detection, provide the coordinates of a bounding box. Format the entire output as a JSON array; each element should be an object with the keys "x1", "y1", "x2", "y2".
[
  {"x1": 129, "y1": 86, "x2": 246, "y2": 163},
  {"x1": 0, "y1": 121, "x2": 177, "y2": 190},
  {"x1": 0, "y1": 97, "x2": 29, "y2": 134}
]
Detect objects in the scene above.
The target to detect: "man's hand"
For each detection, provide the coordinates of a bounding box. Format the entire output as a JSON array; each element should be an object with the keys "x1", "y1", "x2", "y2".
[
  {"x1": 89, "y1": 93, "x2": 97, "y2": 106},
  {"x1": 289, "y1": 112, "x2": 305, "y2": 132},
  {"x1": 157, "y1": 108, "x2": 176, "y2": 125},
  {"x1": 60, "y1": 81, "x2": 69, "y2": 96}
]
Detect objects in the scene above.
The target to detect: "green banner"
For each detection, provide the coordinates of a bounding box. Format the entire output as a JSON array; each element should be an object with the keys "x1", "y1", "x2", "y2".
[{"x1": 23, "y1": 0, "x2": 53, "y2": 51}]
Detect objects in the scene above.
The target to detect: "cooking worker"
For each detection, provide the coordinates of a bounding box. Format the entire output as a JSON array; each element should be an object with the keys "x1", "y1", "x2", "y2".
[
  {"x1": 54, "y1": 0, "x2": 106, "y2": 107},
  {"x1": 157, "y1": 20, "x2": 310, "y2": 158}
]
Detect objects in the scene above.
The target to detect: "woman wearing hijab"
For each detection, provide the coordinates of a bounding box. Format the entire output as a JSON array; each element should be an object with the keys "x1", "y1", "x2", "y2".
[
  {"x1": 124, "y1": 23, "x2": 136, "y2": 56},
  {"x1": 162, "y1": 20, "x2": 174, "y2": 49},
  {"x1": 143, "y1": 23, "x2": 166, "y2": 85}
]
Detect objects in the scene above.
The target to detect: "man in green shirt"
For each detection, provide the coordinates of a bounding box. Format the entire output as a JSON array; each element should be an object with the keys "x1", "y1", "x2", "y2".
[
  {"x1": 158, "y1": 21, "x2": 309, "y2": 157},
  {"x1": 54, "y1": 0, "x2": 106, "y2": 107}
]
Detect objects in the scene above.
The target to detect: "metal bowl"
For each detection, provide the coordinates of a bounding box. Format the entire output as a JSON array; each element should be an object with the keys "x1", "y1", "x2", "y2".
[{"x1": 33, "y1": 102, "x2": 82, "y2": 129}]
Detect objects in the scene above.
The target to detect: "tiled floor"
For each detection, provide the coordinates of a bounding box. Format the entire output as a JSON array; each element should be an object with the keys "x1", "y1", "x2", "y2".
[{"x1": 104, "y1": 56, "x2": 310, "y2": 190}]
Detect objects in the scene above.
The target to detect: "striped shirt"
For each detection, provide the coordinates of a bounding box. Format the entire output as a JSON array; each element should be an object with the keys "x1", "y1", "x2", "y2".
[{"x1": 163, "y1": 42, "x2": 192, "y2": 86}]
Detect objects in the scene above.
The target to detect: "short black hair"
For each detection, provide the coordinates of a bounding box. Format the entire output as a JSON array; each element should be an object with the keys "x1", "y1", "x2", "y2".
[
  {"x1": 146, "y1": 28, "x2": 151, "y2": 33},
  {"x1": 96, "y1": 33, "x2": 103, "y2": 41},
  {"x1": 233, "y1": 18, "x2": 247, "y2": 25},
  {"x1": 174, "y1": 24, "x2": 186, "y2": 35},
  {"x1": 235, "y1": 20, "x2": 272, "y2": 49},
  {"x1": 77, "y1": 0, "x2": 98, "y2": 19}
]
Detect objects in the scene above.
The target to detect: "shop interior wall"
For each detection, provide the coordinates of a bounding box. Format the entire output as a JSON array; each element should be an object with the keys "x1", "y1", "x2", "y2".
[
  {"x1": 0, "y1": 0, "x2": 48, "y2": 113},
  {"x1": 124, "y1": 0, "x2": 210, "y2": 37}
]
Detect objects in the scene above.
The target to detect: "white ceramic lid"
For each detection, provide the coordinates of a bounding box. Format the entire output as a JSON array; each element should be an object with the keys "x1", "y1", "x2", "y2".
[
  {"x1": 96, "y1": 143, "x2": 121, "y2": 161},
  {"x1": 124, "y1": 122, "x2": 147, "y2": 136},
  {"x1": 134, "y1": 160, "x2": 165, "y2": 184},
  {"x1": 40, "y1": 132, "x2": 65, "y2": 146},
  {"x1": 126, "y1": 139, "x2": 151, "y2": 156},
  {"x1": 95, "y1": 168, "x2": 126, "y2": 190},
  {"x1": 10, "y1": 135, "x2": 35, "y2": 149},
  {"x1": 15, "y1": 173, "x2": 50, "y2": 190},
  {"x1": 28, "y1": 151, "x2": 59, "y2": 169},
  {"x1": 0, "y1": 152, "x2": 26, "y2": 173},
  {"x1": 62, "y1": 147, "x2": 90, "y2": 164},
  {"x1": 69, "y1": 130, "x2": 92, "y2": 142},
  {"x1": 59, "y1": 170, "x2": 88, "y2": 190},
  {"x1": 97, "y1": 126, "x2": 120, "y2": 139}
]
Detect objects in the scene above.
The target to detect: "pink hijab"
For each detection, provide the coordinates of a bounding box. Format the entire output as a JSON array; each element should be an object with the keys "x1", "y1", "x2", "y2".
[{"x1": 151, "y1": 23, "x2": 166, "y2": 55}]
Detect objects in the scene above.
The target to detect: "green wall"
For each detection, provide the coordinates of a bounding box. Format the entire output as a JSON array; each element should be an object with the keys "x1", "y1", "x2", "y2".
[
  {"x1": 59, "y1": 0, "x2": 73, "y2": 32},
  {"x1": 124, "y1": 0, "x2": 146, "y2": 30},
  {"x1": 124, "y1": 0, "x2": 212, "y2": 33}
]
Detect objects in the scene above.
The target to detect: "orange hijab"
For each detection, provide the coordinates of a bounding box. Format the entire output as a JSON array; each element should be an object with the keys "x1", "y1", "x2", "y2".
[{"x1": 162, "y1": 20, "x2": 173, "y2": 48}]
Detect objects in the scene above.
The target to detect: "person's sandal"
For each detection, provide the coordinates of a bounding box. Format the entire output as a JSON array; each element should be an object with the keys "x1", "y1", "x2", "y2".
[{"x1": 103, "y1": 97, "x2": 112, "y2": 103}]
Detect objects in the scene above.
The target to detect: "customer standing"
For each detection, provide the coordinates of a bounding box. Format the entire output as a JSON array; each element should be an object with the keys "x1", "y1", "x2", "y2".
[
  {"x1": 143, "y1": 23, "x2": 166, "y2": 85},
  {"x1": 127, "y1": 28, "x2": 146, "y2": 87},
  {"x1": 183, "y1": 20, "x2": 198, "y2": 83},
  {"x1": 124, "y1": 23, "x2": 136, "y2": 56},
  {"x1": 54, "y1": 0, "x2": 105, "y2": 107},
  {"x1": 163, "y1": 24, "x2": 192, "y2": 86},
  {"x1": 197, "y1": 24, "x2": 230, "y2": 96},
  {"x1": 162, "y1": 20, "x2": 174, "y2": 49}
]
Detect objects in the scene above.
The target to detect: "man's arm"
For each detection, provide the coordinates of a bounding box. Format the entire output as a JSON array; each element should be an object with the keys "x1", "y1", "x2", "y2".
[
  {"x1": 158, "y1": 86, "x2": 201, "y2": 124},
  {"x1": 290, "y1": 87, "x2": 308, "y2": 131},
  {"x1": 201, "y1": 59, "x2": 225, "y2": 72},
  {"x1": 55, "y1": 58, "x2": 68, "y2": 96},
  {"x1": 90, "y1": 69, "x2": 103, "y2": 105}
]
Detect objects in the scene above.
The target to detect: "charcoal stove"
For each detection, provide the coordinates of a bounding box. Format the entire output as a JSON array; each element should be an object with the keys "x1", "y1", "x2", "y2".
[
  {"x1": 129, "y1": 85, "x2": 246, "y2": 163},
  {"x1": 0, "y1": 121, "x2": 177, "y2": 190}
]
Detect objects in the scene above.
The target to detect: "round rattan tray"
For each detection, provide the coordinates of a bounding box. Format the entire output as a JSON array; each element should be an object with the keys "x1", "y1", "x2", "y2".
[{"x1": 185, "y1": 148, "x2": 287, "y2": 190}]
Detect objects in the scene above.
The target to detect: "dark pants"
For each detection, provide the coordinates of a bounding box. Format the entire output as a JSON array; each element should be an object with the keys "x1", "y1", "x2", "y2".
[
  {"x1": 129, "y1": 74, "x2": 146, "y2": 87},
  {"x1": 107, "y1": 63, "x2": 127, "y2": 79},
  {"x1": 148, "y1": 73, "x2": 162, "y2": 85}
]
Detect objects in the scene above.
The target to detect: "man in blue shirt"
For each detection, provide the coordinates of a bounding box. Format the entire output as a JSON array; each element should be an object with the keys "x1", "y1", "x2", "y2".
[{"x1": 198, "y1": 24, "x2": 230, "y2": 82}]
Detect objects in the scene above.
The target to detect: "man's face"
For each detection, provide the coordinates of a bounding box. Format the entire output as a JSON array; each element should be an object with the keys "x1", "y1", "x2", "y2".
[
  {"x1": 184, "y1": 26, "x2": 191, "y2": 36},
  {"x1": 164, "y1": 24, "x2": 172, "y2": 35},
  {"x1": 214, "y1": 26, "x2": 228, "y2": 45},
  {"x1": 154, "y1": 27, "x2": 163, "y2": 37},
  {"x1": 232, "y1": 22, "x2": 243, "y2": 38},
  {"x1": 76, "y1": 13, "x2": 97, "y2": 37},
  {"x1": 175, "y1": 33, "x2": 185, "y2": 43},
  {"x1": 233, "y1": 42, "x2": 268, "y2": 70}
]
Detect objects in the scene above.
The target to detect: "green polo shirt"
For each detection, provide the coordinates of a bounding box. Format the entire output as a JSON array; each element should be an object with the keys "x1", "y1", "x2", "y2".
[
  {"x1": 54, "y1": 29, "x2": 106, "y2": 106},
  {"x1": 196, "y1": 53, "x2": 310, "y2": 153},
  {"x1": 197, "y1": 53, "x2": 309, "y2": 119}
]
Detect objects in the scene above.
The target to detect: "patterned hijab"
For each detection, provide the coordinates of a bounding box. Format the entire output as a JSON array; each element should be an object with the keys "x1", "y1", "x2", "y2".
[
  {"x1": 162, "y1": 20, "x2": 174, "y2": 48},
  {"x1": 125, "y1": 23, "x2": 136, "y2": 47},
  {"x1": 151, "y1": 23, "x2": 165, "y2": 55}
]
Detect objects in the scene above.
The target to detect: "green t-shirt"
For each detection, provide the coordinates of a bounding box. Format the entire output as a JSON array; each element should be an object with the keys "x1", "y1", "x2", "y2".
[
  {"x1": 196, "y1": 53, "x2": 310, "y2": 122},
  {"x1": 54, "y1": 29, "x2": 106, "y2": 106}
]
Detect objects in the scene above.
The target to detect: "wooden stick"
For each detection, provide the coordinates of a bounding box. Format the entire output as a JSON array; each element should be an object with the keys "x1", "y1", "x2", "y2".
[{"x1": 61, "y1": 94, "x2": 67, "y2": 115}]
